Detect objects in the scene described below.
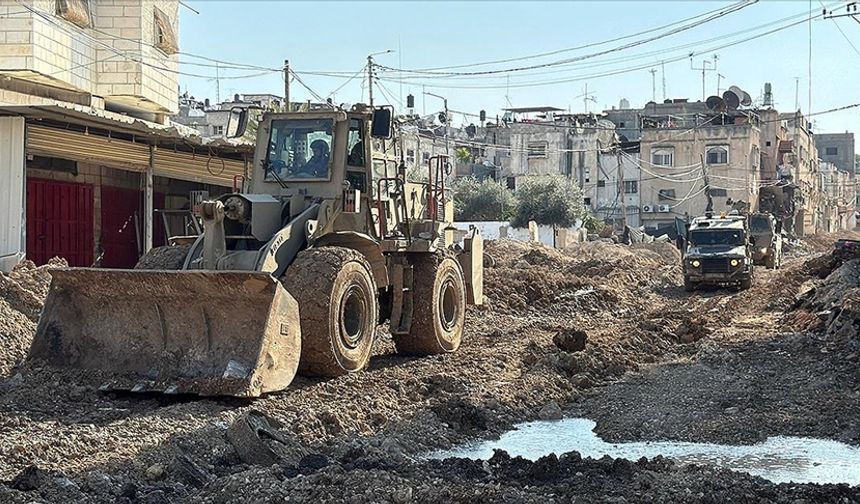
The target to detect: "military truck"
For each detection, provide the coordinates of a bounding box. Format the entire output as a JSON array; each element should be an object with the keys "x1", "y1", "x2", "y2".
[
  {"x1": 683, "y1": 214, "x2": 753, "y2": 291},
  {"x1": 748, "y1": 212, "x2": 782, "y2": 269}
]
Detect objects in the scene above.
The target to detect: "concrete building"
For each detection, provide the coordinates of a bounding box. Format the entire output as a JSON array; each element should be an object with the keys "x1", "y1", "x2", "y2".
[
  {"x1": 780, "y1": 112, "x2": 821, "y2": 235},
  {"x1": 819, "y1": 161, "x2": 855, "y2": 231},
  {"x1": 638, "y1": 108, "x2": 762, "y2": 232},
  {"x1": 816, "y1": 132, "x2": 855, "y2": 174},
  {"x1": 0, "y1": 0, "x2": 254, "y2": 272},
  {"x1": 0, "y1": 0, "x2": 180, "y2": 122}
]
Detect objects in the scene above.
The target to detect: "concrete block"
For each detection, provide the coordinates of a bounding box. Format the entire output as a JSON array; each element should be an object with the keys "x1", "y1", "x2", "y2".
[
  {"x1": 498, "y1": 225, "x2": 508, "y2": 238},
  {"x1": 111, "y1": 16, "x2": 139, "y2": 29},
  {"x1": 528, "y1": 221, "x2": 539, "y2": 242}
]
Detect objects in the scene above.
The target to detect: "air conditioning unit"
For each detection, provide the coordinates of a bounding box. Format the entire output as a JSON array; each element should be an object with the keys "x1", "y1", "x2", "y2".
[
  {"x1": 658, "y1": 204, "x2": 671, "y2": 213},
  {"x1": 642, "y1": 204, "x2": 654, "y2": 213}
]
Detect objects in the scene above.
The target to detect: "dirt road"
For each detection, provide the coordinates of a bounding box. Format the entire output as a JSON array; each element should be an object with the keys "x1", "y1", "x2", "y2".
[{"x1": 0, "y1": 237, "x2": 858, "y2": 503}]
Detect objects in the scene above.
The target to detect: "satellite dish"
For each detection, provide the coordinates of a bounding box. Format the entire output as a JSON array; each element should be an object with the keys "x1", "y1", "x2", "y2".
[
  {"x1": 706, "y1": 95, "x2": 726, "y2": 111},
  {"x1": 740, "y1": 91, "x2": 752, "y2": 107},
  {"x1": 722, "y1": 90, "x2": 740, "y2": 109},
  {"x1": 728, "y1": 85, "x2": 743, "y2": 96}
]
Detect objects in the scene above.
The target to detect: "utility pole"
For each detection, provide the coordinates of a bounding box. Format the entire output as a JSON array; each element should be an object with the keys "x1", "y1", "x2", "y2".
[
  {"x1": 283, "y1": 60, "x2": 290, "y2": 112},
  {"x1": 716, "y1": 73, "x2": 725, "y2": 96},
  {"x1": 425, "y1": 92, "x2": 449, "y2": 158},
  {"x1": 617, "y1": 149, "x2": 627, "y2": 229},
  {"x1": 367, "y1": 54, "x2": 374, "y2": 108},
  {"x1": 215, "y1": 61, "x2": 221, "y2": 104},
  {"x1": 661, "y1": 60, "x2": 667, "y2": 101},
  {"x1": 700, "y1": 153, "x2": 713, "y2": 214},
  {"x1": 649, "y1": 68, "x2": 657, "y2": 102}
]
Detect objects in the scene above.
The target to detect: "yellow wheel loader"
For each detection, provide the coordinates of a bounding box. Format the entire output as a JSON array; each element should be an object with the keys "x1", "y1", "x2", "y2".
[{"x1": 29, "y1": 105, "x2": 483, "y2": 397}]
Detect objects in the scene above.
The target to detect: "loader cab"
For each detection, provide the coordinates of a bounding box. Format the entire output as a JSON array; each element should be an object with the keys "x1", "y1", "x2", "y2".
[{"x1": 250, "y1": 109, "x2": 387, "y2": 200}]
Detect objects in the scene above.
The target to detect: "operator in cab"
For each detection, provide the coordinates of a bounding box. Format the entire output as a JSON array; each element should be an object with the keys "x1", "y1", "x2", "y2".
[{"x1": 296, "y1": 139, "x2": 330, "y2": 178}]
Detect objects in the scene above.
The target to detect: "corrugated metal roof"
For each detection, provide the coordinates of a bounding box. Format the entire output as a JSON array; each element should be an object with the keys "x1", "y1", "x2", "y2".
[{"x1": 0, "y1": 101, "x2": 255, "y2": 153}]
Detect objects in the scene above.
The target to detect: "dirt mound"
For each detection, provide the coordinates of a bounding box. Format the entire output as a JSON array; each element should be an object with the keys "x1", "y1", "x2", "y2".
[
  {"x1": 483, "y1": 239, "x2": 681, "y2": 316},
  {"x1": 0, "y1": 258, "x2": 65, "y2": 374}
]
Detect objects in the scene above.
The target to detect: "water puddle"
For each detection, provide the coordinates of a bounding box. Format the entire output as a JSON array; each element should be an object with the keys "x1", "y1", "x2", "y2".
[{"x1": 429, "y1": 418, "x2": 860, "y2": 485}]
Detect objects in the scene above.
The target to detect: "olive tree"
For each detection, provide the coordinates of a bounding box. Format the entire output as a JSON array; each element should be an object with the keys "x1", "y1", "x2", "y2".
[
  {"x1": 449, "y1": 176, "x2": 516, "y2": 221},
  {"x1": 511, "y1": 175, "x2": 589, "y2": 228}
]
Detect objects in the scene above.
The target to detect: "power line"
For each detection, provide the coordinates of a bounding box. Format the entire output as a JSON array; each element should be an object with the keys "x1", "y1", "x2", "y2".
[
  {"x1": 380, "y1": 0, "x2": 756, "y2": 77},
  {"x1": 403, "y1": 1, "x2": 756, "y2": 72},
  {"x1": 375, "y1": 10, "x2": 830, "y2": 90}
]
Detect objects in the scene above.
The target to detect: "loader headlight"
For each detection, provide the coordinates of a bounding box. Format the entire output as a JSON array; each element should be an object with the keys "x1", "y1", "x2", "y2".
[
  {"x1": 691, "y1": 259, "x2": 701, "y2": 268},
  {"x1": 730, "y1": 259, "x2": 740, "y2": 267},
  {"x1": 759, "y1": 247, "x2": 768, "y2": 254}
]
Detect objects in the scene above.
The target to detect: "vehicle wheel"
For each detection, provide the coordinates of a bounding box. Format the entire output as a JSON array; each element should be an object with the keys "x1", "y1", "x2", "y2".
[
  {"x1": 283, "y1": 247, "x2": 378, "y2": 377},
  {"x1": 393, "y1": 254, "x2": 466, "y2": 356},
  {"x1": 134, "y1": 245, "x2": 190, "y2": 270},
  {"x1": 765, "y1": 253, "x2": 776, "y2": 269},
  {"x1": 739, "y1": 277, "x2": 753, "y2": 290},
  {"x1": 683, "y1": 277, "x2": 696, "y2": 292}
]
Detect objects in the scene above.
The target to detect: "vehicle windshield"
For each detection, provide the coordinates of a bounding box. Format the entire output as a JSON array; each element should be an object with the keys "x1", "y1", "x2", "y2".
[
  {"x1": 265, "y1": 119, "x2": 333, "y2": 181},
  {"x1": 690, "y1": 229, "x2": 745, "y2": 246},
  {"x1": 749, "y1": 216, "x2": 772, "y2": 233}
]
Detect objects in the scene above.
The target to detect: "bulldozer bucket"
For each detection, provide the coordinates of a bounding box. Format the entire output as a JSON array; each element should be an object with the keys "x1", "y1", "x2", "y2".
[{"x1": 29, "y1": 269, "x2": 301, "y2": 397}]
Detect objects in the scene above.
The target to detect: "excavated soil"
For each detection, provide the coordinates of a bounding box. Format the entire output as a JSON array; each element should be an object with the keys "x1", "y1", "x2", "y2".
[{"x1": 0, "y1": 235, "x2": 859, "y2": 503}]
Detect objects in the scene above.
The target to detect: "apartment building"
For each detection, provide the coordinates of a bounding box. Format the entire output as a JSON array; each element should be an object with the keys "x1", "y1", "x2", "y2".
[
  {"x1": 638, "y1": 108, "x2": 762, "y2": 232},
  {"x1": 0, "y1": 1, "x2": 253, "y2": 272}
]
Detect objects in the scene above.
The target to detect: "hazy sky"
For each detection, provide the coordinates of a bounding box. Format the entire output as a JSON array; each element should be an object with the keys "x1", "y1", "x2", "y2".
[{"x1": 179, "y1": 1, "x2": 860, "y2": 147}]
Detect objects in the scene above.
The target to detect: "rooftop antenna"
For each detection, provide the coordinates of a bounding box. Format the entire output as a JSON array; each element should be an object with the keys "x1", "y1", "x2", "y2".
[
  {"x1": 582, "y1": 83, "x2": 597, "y2": 113},
  {"x1": 690, "y1": 53, "x2": 717, "y2": 102}
]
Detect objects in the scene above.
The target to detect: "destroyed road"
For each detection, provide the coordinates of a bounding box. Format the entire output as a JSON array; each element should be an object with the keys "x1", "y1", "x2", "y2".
[{"x1": 1, "y1": 236, "x2": 859, "y2": 503}]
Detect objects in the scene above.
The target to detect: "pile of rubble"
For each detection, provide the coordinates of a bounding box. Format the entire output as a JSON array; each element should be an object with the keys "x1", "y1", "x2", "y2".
[{"x1": 0, "y1": 259, "x2": 65, "y2": 374}]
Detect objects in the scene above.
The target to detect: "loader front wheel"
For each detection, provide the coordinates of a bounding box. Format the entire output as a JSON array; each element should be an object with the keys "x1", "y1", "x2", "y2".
[
  {"x1": 134, "y1": 245, "x2": 190, "y2": 270},
  {"x1": 284, "y1": 247, "x2": 378, "y2": 377},
  {"x1": 394, "y1": 254, "x2": 466, "y2": 356}
]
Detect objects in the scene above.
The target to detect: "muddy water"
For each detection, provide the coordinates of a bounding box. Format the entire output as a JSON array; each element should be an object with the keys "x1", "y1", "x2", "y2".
[{"x1": 430, "y1": 418, "x2": 860, "y2": 485}]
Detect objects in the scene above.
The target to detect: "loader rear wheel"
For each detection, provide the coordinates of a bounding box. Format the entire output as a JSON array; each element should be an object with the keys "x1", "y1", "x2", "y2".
[
  {"x1": 394, "y1": 254, "x2": 466, "y2": 356},
  {"x1": 283, "y1": 247, "x2": 378, "y2": 377},
  {"x1": 134, "y1": 245, "x2": 190, "y2": 270}
]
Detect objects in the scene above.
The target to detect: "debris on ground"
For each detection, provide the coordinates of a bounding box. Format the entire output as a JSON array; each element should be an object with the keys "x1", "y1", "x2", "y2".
[{"x1": 0, "y1": 238, "x2": 859, "y2": 502}]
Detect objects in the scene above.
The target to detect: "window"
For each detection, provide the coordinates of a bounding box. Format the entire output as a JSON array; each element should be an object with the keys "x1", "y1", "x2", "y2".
[
  {"x1": 422, "y1": 151, "x2": 430, "y2": 162},
  {"x1": 709, "y1": 188, "x2": 728, "y2": 197},
  {"x1": 154, "y1": 8, "x2": 179, "y2": 55},
  {"x1": 56, "y1": 0, "x2": 91, "y2": 28},
  {"x1": 619, "y1": 122, "x2": 626, "y2": 128},
  {"x1": 406, "y1": 149, "x2": 416, "y2": 164},
  {"x1": 658, "y1": 189, "x2": 676, "y2": 201},
  {"x1": 651, "y1": 148, "x2": 673, "y2": 167},
  {"x1": 623, "y1": 181, "x2": 638, "y2": 194},
  {"x1": 213, "y1": 125, "x2": 224, "y2": 136},
  {"x1": 597, "y1": 180, "x2": 606, "y2": 188},
  {"x1": 528, "y1": 142, "x2": 547, "y2": 158},
  {"x1": 765, "y1": 141, "x2": 772, "y2": 147},
  {"x1": 826, "y1": 147, "x2": 838, "y2": 156},
  {"x1": 506, "y1": 177, "x2": 516, "y2": 190},
  {"x1": 706, "y1": 146, "x2": 729, "y2": 165},
  {"x1": 265, "y1": 118, "x2": 333, "y2": 181},
  {"x1": 583, "y1": 197, "x2": 592, "y2": 206},
  {"x1": 346, "y1": 118, "x2": 365, "y2": 167}
]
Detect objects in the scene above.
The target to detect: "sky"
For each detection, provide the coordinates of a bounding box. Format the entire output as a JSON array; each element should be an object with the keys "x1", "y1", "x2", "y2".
[{"x1": 179, "y1": 0, "x2": 860, "y2": 149}]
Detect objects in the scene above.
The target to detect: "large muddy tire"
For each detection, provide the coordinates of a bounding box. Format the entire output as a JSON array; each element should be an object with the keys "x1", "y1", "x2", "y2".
[
  {"x1": 394, "y1": 254, "x2": 466, "y2": 356},
  {"x1": 134, "y1": 245, "x2": 190, "y2": 270},
  {"x1": 283, "y1": 247, "x2": 378, "y2": 377},
  {"x1": 739, "y1": 276, "x2": 753, "y2": 290},
  {"x1": 683, "y1": 277, "x2": 695, "y2": 292}
]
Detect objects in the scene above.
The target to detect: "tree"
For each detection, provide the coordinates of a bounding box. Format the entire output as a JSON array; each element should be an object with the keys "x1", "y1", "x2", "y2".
[
  {"x1": 455, "y1": 146, "x2": 473, "y2": 164},
  {"x1": 511, "y1": 175, "x2": 589, "y2": 228},
  {"x1": 450, "y1": 176, "x2": 516, "y2": 221}
]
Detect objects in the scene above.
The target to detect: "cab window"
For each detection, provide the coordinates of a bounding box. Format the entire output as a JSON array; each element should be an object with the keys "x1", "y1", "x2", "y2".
[
  {"x1": 265, "y1": 119, "x2": 333, "y2": 181},
  {"x1": 346, "y1": 118, "x2": 365, "y2": 167}
]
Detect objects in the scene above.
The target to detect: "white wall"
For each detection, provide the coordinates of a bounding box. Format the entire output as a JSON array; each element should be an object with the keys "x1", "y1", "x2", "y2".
[
  {"x1": 455, "y1": 220, "x2": 585, "y2": 247},
  {"x1": 0, "y1": 117, "x2": 25, "y2": 272}
]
